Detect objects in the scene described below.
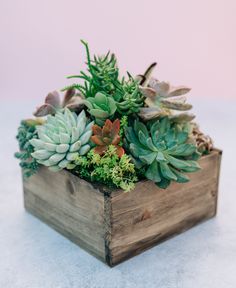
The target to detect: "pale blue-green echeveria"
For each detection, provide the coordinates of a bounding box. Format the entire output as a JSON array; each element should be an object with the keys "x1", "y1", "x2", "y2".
[{"x1": 30, "y1": 108, "x2": 93, "y2": 171}]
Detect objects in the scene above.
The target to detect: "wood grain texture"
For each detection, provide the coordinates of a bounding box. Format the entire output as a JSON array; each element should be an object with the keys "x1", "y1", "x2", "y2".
[
  {"x1": 106, "y1": 149, "x2": 222, "y2": 266},
  {"x1": 23, "y1": 149, "x2": 222, "y2": 267},
  {"x1": 23, "y1": 166, "x2": 106, "y2": 262}
]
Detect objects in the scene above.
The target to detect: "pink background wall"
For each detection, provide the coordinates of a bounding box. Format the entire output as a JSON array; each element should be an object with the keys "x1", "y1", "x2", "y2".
[{"x1": 1, "y1": 0, "x2": 235, "y2": 101}]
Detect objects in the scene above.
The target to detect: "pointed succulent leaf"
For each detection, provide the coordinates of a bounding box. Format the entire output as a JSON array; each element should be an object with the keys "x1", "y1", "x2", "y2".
[
  {"x1": 62, "y1": 88, "x2": 76, "y2": 107},
  {"x1": 160, "y1": 162, "x2": 177, "y2": 181},
  {"x1": 91, "y1": 119, "x2": 123, "y2": 157},
  {"x1": 29, "y1": 138, "x2": 45, "y2": 150},
  {"x1": 30, "y1": 109, "x2": 93, "y2": 170},
  {"x1": 49, "y1": 165, "x2": 62, "y2": 172},
  {"x1": 79, "y1": 144, "x2": 91, "y2": 155},
  {"x1": 71, "y1": 127, "x2": 80, "y2": 143},
  {"x1": 83, "y1": 99, "x2": 93, "y2": 110},
  {"x1": 152, "y1": 81, "x2": 170, "y2": 97},
  {"x1": 34, "y1": 104, "x2": 57, "y2": 117},
  {"x1": 89, "y1": 109, "x2": 109, "y2": 118},
  {"x1": 115, "y1": 146, "x2": 125, "y2": 158},
  {"x1": 139, "y1": 152, "x2": 157, "y2": 165},
  {"x1": 156, "y1": 151, "x2": 166, "y2": 162},
  {"x1": 168, "y1": 86, "x2": 191, "y2": 97},
  {"x1": 102, "y1": 120, "x2": 113, "y2": 137},
  {"x1": 69, "y1": 140, "x2": 81, "y2": 152},
  {"x1": 168, "y1": 143, "x2": 196, "y2": 156},
  {"x1": 80, "y1": 130, "x2": 92, "y2": 145},
  {"x1": 58, "y1": 159, "x2": 70, "y2": 169},
  {"x1": 49, "y1": 153, "x2": 66, "y2": 165},
  {"x1": 66, "y1": 152, "x2": 78, "y2": 161},
  {"x1": 59, "y1": 133, "x2": 70, "y2": 144},
  {"x1": 166, "y1": 155, "x2": 190, "y2": 169},
  {"x1": 161, "y1": 99, "x2": 192, "y2": 111},
  {"x1": 138, "y1": 130, "x2": 148, "y2": 147},
  {"x1": 51, "y1": 133, "x2": 60, "y2": 144},
  {"x1": 134, "y1": 120, "x2": 149, "y2": 138},
  {"x1": 145, "y1": 161, "x2": 161, "y2": 183},
  {"x1": 37, "y1": 127, "x2": 54, "y2": 143},
  {"x1": 139, "y1": 86, "x2": 156, "y2": 99},
  {"x1": 139, "y1": 107, "x2": 167, "y2": 120},
  {"x1": 156, "y1": 178, "x2": 171, "y2": 189},
  {"x1": 56, "y1": 144, "x2": 69, "y2": 153},
  {"x1": 107, "y1": 97, "x2": 117, "y2": 114},
  {"x1": 146, "y1": 138, "x2": 158, "y2": 152},
  {"x1": 45, "y1": 91, "x2": 61, "y2": 108},
  {"x1": 140, "y1": 75, "x2": 194, "y2": 122},
  {"x1": 169, "y1": 113, "x2": 195, "y2": 123},
  {"x1": 94, "y1": 92, "x2": 108, "y2": 106},
  {"x1": 125, "y1": 117, "x2": 200, "y2": 189},
  {"x1": 31, "y1": 150, "x2": 54, "y2": 160},
  {"x1": 171, "y1": 167, "x2": 190, "y2": 183}
]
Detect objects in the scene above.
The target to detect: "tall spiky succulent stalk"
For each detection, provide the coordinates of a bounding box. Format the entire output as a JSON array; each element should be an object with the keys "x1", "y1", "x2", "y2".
[
  {"x1": 124, "y1": 117, "x2": 201, "y2": 189},
  {"x1": 63, "y1": 40, "x2": 121, "y2": 98},
  {"x1": 30, "y1": 109, "x2": 93, "y2": 171}
]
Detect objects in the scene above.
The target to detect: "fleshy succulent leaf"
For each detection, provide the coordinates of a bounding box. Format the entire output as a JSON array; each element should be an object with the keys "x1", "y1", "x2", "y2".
[
  {"x1": 91, "y1": 119, "x2": 123, "y2": 157},
  {"x1": 45, "y1": 91, "x2": 61, "y2": 108},
  {"x1": 138, "y1": 73, "x2": 194, "y2": 122},
  {"x1": 125, "y1": 117, "x2": 200, "y2": 189},
  {"x1": 30, "y1": 109, "x2": 93, "y2": 170}
]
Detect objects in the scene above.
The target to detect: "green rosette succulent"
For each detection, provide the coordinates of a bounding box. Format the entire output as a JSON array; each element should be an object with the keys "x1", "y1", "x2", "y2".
[
  {"x1": 84, "y1": 92, "x2": 117, "y2": 125},
  {"x1": 116, "y1": 77, "x2": 144, "y2": 116},
  {"x1": 30, "y1": 108, "x2": 93, "y2": 171},
  {"x1": 124, "y1": 117, "x2": 201, "y2": 189}
]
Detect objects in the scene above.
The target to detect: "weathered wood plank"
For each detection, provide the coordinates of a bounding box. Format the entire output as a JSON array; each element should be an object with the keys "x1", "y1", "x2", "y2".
[
  {"x1": 23, "y1": 166, "x2": 106, "y2": 261},
  {"x1": 23, "y1": 149, "x2": 222, "y2": 267},
  {"x1": 106, "y1": 150, "x2": 222, "y2": 266}
]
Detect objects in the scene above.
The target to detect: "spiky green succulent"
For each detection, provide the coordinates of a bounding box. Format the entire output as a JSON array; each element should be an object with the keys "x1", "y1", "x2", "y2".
[
  {"x1": 30, "y1": 109, "x2": 93, "y2": 171},
  {"x1": 124, "y1": 117, "x2": 201, "y2": 188},
  {"x1": 84, "y1": 92, "x2": 117, "y2": 125},
  {"x1": 116, "y1": 77, "x2": 144, "y2": 115},
  {"x1": 63, "y1": 40, "x2": 120, "y2": 98}
]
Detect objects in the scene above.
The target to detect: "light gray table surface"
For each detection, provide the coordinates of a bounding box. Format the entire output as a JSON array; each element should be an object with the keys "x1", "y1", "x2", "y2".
[{"x1": 0, "y1": 99, "x2": 235, "y2": 288}]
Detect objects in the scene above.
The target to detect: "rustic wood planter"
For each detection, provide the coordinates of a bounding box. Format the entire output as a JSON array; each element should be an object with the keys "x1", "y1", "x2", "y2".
[{"x1": 23, "y1": 149, "x2": 222, "y2": 266}]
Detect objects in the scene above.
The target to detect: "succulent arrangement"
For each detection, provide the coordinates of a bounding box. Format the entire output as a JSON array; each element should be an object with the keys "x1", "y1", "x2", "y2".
[{"x1": 15, "y1": 40, "x2": 214, "y2": 191}]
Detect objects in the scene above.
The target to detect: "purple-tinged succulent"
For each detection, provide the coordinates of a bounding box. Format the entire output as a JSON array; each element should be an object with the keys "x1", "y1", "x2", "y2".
[{"x1": 34, "y1": 89, "x2": 84, "y2": 117}]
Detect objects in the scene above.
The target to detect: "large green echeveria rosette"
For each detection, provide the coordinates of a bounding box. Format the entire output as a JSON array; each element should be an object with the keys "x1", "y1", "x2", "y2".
[
  {"x1": 124, "y1": 117, "x2": 201, "y2": 189},
  {"x1": 30, "y1": 108, "x2": 94, "y2": 171}
]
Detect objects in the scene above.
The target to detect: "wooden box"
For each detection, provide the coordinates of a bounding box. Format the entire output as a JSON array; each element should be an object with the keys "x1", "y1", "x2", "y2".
[{"x1": 23, "y1": 149, "x2": 222, "y2": 266}]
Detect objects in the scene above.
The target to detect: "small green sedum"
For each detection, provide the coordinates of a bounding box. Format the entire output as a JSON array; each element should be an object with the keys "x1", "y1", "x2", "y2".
[{"x1": 30, "y1": 108, "x2": 93, "y2": 171}]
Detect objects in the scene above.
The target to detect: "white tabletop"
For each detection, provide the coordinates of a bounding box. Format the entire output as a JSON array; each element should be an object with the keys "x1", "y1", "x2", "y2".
[{"x1": 0, "y1": 98, "x2": 235, "y2": 288}]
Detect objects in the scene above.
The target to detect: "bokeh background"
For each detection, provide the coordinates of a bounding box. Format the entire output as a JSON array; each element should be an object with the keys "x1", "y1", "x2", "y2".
[
  {"x1": 1, "y1": 0, "x2": 236, "y2": 102},
  {"x1": 1, "y1": 1, "x2": 236, "y2": 288}
]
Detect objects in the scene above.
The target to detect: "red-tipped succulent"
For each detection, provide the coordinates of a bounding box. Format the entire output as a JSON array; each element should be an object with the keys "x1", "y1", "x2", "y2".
[
  {"x1": 33, "y1": 89, "x2": 84, "y2": 117},
  {"x1": 91, "y1": 119, "x2": 125, "y2": 157}
]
